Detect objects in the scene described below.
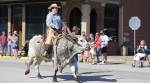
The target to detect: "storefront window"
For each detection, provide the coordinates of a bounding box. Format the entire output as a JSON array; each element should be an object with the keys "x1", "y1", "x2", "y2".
[
  {"x1": 26, "y1": 2, "x2": 62, "y2": 40},
  {"x1": 12, "y1": 5, "x2": 22, "y2": 32},
  {"x1": 26, "y1": 3, "x2": 49, "y2": 40},
  {"x1": 0, "y1": 5, "x2": 8, "y2": 33},
  {"x1": 104, "y1": 4, "x2": 119, "y2": 42}
]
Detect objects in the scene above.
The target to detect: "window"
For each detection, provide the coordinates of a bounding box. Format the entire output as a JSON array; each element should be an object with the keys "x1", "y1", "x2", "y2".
[
  {"x1": 0, "y1": 5, "x2": 8, "y2": 33},
  {"x1": 26, "y1": 3, "x2": 49, "y2": 40},
  {"x1": 104, "y1": 4, "x2": 119, "y2": 42}
]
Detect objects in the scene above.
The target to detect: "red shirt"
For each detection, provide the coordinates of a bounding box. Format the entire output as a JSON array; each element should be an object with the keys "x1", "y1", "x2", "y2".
[
  {"x1": 0, "y1": 35, "x2": 7, "y2": 45},
  {"x1": 94, "y1": 35, "x2": 101, "y2": 48}
]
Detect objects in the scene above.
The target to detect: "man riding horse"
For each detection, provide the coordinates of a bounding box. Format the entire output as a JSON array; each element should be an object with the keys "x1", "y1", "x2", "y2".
[
  {"x1": 45, "y1": 3, "x2": 82, "y2": 82},
  {"x1": 44, "y1": 3, "x2": 80, "y2": 61},
  {"x1": 24, "y1": 3, "x2": 83, "y2": 83},
  {"x1": 44, "y1": 3, "x2": 64, "y2": 55}
]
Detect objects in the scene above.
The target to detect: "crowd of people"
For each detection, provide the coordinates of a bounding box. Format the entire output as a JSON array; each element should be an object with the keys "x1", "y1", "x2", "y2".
[
  {"x1": 0, "y1": 31, "x2": 19, "y2": 56},
  {"x1": 77, "y1": 29, "x2": 110, "y2": 65}
]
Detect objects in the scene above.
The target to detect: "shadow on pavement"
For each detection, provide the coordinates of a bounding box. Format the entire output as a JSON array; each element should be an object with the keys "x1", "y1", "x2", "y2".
[
  {"x1": 107, "y1": 62, "x2": 126, "y2": 65},
  {"x1": 30, "y1": 71, "x2": 117, "y2": 82},
  {"x1": 57, "y1": 74, "x2": 117, "y2": 83},
  {"x1": 79, "y1": 74, "x2": 117, "y2": 82}
]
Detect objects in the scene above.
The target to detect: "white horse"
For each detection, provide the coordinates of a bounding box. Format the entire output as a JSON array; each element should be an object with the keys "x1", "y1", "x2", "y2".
[{"x1": 25, "y1": 34, "x2": 84, "y2": 83}]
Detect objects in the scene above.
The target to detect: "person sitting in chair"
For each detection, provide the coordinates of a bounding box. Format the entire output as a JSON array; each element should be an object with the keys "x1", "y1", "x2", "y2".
[{"x1": 133, "y1": 40, "x2": 148, "y2": 67}]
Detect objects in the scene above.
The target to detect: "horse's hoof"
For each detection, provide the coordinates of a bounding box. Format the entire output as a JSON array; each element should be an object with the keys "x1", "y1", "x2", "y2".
[
  {"x1": 140, "y1": 63, "x2": 143, "y2": 68},
  {"x1": 75, "y1": 79, "x2": 81, "y2": 83},
  {"x1": 53, "y1": 78, "x2": 58, "y2": 82},
  {"x1": 53, "y1": 79, "x2": 58, "y2": 82},
  {"x1": 132, "y1": 64, "x2": 135, "y2": 68},
  {"x1": 25, "y1": 70, "x2": 30, "y2": 75},
  {"x1": 75, "y1": 77, "x2": 81, "y2": 83},
  {"x1": 37, "y1": 73, "x2": 42, "y2": 79}
]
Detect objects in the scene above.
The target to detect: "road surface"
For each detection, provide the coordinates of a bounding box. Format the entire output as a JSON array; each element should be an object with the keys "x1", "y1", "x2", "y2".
[{"x1": 0, "y1": 59, "x2": 150, "y2": 83}]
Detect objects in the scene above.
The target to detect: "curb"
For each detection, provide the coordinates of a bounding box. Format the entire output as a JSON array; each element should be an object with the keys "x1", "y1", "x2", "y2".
[
  {"x1": 0, "y1": 56, "x2": 16, "y2": 59},
  {"x1": 0, "y1": 56, "x2": 133, "y2": 62},
  {"x1": 0, "y1": 56, "x2": 29, "y2": 62}
]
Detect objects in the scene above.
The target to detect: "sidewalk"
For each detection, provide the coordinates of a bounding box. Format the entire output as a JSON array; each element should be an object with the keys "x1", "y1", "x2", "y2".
[{"x1": 0, "y1": 55, "x2": 133, "y2": 62}]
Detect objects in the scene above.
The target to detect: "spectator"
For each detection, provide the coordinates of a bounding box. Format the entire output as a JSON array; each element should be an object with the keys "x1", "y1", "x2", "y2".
[
  {"x1": 78, "y1": 31, "x2": 88, "y2": 47},
  {"x1": 0, "y1": 31, "x2": 7, "y2": 56},
  {"x1": 78, "y1": 31, "x2": 88, "y2": 62},
  {"x1": 13, "y1": 30, "x2": 18, "y2": 36},
  {"x1": 88, "y1": 33, "x2": 94, "y2": 43},
  {"x1": 11, "y1": 32, "x2": 19, "y2": 57},
  {"x1": 133, "y1": 40, "x2": 148, "y2": 67},
  {"x1": 83, "y1": 45, "x2": 90, "y2": 63},
  {"x1": 94, "y1": 32, "x2": 101, "y2": 63},
  {"x1": 89, "y1": 43, "x2": 96, "y2": 64},
  {"x1": 7, "y1": 32, "x2": 12, "y2": 56},
  {"x1": 99, "y1": 30, "x2": 109, "y2": 64},
  {"x1": 88, "y1": 33, "x2": 96, "y2": 64}
]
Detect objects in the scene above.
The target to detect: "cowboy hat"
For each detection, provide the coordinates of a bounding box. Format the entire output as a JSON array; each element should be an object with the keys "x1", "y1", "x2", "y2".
[{"x1": 48, "y1": 3, "x2": 60, "y2": 10}]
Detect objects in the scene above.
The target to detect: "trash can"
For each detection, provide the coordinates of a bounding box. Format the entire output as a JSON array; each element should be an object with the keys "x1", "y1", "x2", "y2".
[{"x1": 121, "y1": 45, "x2": 128, "y2": 56}]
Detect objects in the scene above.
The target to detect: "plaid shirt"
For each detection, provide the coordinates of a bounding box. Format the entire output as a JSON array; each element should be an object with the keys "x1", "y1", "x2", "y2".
[{"x1": 46, "y1": 12, "x2": 63, "y2": 30}]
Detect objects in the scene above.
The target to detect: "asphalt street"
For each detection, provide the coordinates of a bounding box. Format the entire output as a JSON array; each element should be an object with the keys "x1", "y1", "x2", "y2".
[{"x1": 0, "y1": 59, "x2": 150, "y2": 83}]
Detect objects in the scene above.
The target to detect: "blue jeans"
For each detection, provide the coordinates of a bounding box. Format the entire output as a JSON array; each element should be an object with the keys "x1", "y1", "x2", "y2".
[
  {"x1": 7, "y1": 44, "x2": 12, "y2": 56},
  {"x1": 96, "y1": 48, "x2": 101, "y2": 62},
  {"x1": 1, "y1": 44, "x2": 7, "y2": 56}
]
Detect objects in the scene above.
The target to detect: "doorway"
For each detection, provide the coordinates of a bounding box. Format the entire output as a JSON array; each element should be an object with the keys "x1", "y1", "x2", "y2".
[
  {"x1": 69, "y1": 8, "x2": 81, "y2": 34},
  {"x1": 104, "y1": 4, "x2": 119, "y2": 41},
  {"x1": 90, "y1": 9, "x2": 97, "y2": 34}
]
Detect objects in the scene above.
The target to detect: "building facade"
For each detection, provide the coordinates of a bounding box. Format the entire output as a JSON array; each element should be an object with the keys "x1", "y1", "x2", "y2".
[
  {"x1": 0, "y1": 0, "x2": 149, "y2": 55},
  {"x1": 123, "y1": 0, "x2": 150, "y2": 54}
]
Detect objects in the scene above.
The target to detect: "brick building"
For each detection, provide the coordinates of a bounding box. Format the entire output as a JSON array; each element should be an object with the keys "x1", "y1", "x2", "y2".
[{"x1": 0, "y1": 0, "x2": 149, "y2": 55}]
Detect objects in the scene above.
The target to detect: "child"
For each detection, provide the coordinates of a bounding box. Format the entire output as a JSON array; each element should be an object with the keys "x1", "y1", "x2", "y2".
[
  {"x1": 83, "y1": 45, "x2": 90, "y2": 63},
  {"x1": 89, "y1": 43, "x2": 96, "y2": 64}
]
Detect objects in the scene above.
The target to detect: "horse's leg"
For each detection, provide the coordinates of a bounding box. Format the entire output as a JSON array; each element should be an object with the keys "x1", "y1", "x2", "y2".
[
  {"x1": 53, "y1": 45, "x2": 58, "y2": 82},
  {"x1": 25, "y1": 57, "x2": 34, "y2": 75},
  {"x1": 70, "y1": 57, "x2": 80, "y2": 83},
  {"x1": 34, "y1": 57, "x2": 42, "y2": 78},
  {"x1": 70, "y1": 64, "x2": 80, "y2": 83},
  {"x1": 53, "y1": 59, "x2": 58, "y2": 82}
]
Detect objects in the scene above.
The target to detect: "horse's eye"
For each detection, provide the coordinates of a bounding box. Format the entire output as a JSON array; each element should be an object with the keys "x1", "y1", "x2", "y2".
[{"x1": 37, "y1": 41, "x2": 40, "y2": 43}]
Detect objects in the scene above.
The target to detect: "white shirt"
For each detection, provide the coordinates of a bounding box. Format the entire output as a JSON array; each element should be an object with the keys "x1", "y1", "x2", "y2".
[
  {"x1": 101, "y1": 34, "x2": 109, "y2": 48},
  {"x1": 78, "y1": 36, "x2": 88, "y2": 47}
]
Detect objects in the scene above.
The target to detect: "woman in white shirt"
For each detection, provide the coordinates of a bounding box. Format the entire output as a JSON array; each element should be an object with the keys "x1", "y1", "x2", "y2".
[
  {"x1": 11, "y1": 33, "x2": 19, "y2": 57},
  {"x1": 7, "y1": 32, "x2": 12, "y2": 56},
  {"x1": 100, "y1": 30, "x2": 109, "y2": 64}
]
